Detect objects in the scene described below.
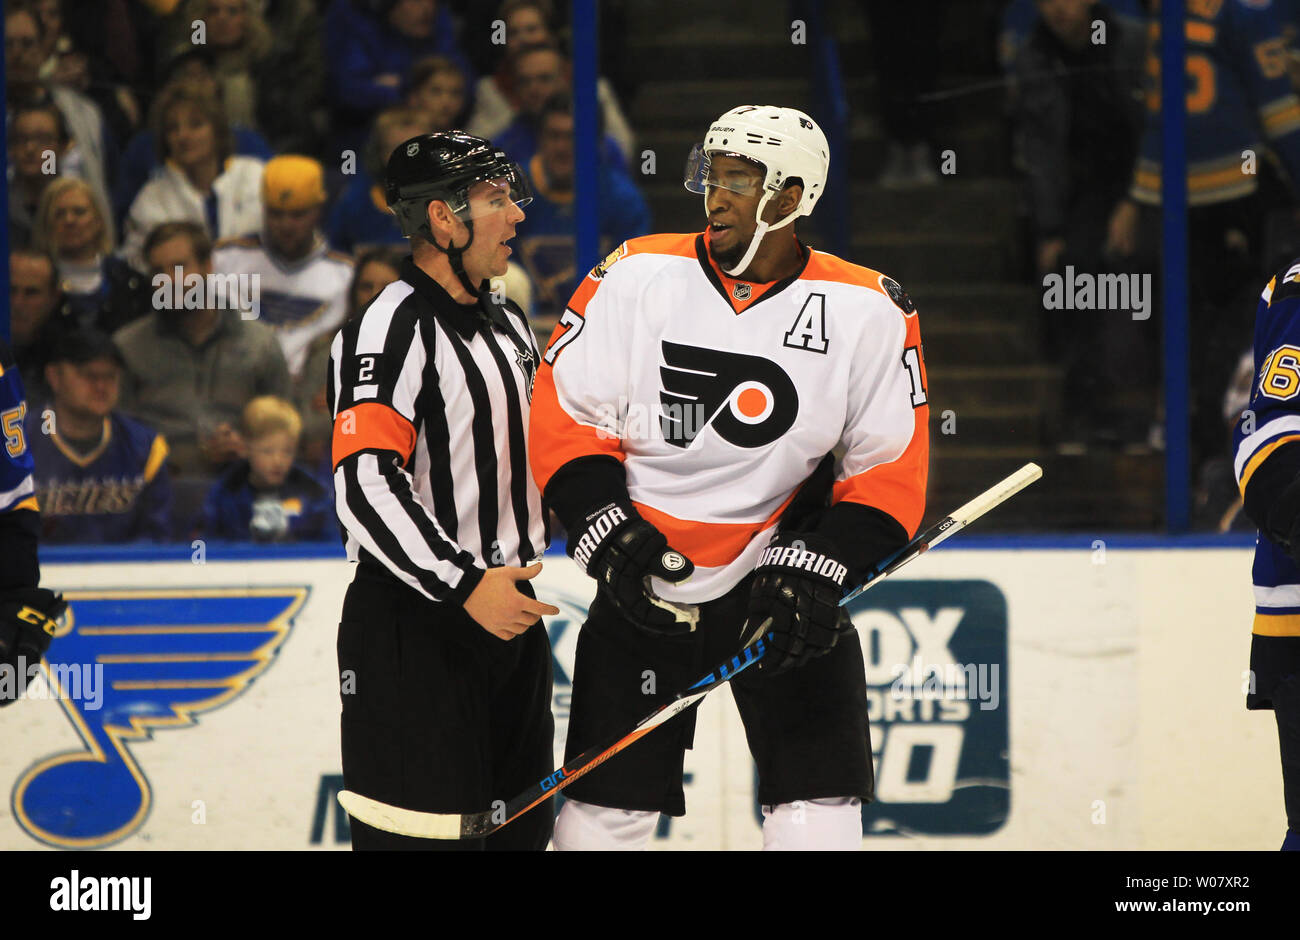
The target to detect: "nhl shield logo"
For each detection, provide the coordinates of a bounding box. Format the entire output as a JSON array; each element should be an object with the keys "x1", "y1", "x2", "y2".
[
  {"x1": 515, "y1": 344, "x2": 536, "y2": 399},
  {"x1": 406, "y1": 142, "x2": 420, "y2": 156},
  {"x1": 732, "y1": 283, "x2": 752, "y2": 301}
]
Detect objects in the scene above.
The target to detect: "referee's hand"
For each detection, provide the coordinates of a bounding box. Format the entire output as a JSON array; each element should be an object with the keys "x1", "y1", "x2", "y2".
[{"x1": 463, "y1": 563, "x2": 561, "y2": 641}]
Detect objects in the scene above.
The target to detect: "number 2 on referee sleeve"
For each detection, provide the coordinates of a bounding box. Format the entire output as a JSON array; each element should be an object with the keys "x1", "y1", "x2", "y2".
[
  {"x1": 902, "y1": 346, "x2": 927, "y2": 407},
  {"x1": 543, "y1": 309, "x2": 585, "y2": 365}
]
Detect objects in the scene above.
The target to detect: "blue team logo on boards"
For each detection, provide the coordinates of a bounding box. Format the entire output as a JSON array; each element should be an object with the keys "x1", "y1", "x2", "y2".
[{"x1": 12, "y1": 587, "x2": 306, "y2": 848}]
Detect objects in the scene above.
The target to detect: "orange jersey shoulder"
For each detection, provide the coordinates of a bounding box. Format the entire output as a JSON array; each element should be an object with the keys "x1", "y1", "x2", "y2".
[
  {"x1": 801, "y1": 251, "x2": 918, "y2": 316},
  {"x1": 621, "y1": 232, "x2": 698, "y2": 260}
]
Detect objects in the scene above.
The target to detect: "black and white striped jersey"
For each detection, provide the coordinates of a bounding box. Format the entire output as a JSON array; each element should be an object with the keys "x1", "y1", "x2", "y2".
[{"x1": 328, "y1": 257, "x2": 547, "y2": 604}]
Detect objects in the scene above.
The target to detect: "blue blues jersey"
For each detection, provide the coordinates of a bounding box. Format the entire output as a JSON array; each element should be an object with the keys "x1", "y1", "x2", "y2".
[
  {"x1": 26, "y1": 411, "x2": 172, "y2": 543},
  {"x1": 515, "y1": 155, "x2": 651, "y2": 316},
  {"x1": 0, "y1": 341, "x2": 40, "y2": 589},
  {"x1": 325, "y1": 174, "x2": 404, "y2": 254},
  {"x1": 1233, "y1": 259, "x2": 1300, "y2": 635},
  {"x1": 201, "y1": 461, "x2": 333, "y2": 542},
  {"x1": 494, "y1": 120, "x2": 627, "y2": 175},
  {"x1": 0, "y1": 343, "x2": 37, "y2": 517},
  {"x1": 1133, "y1": 0, "x2": 1300, "y2": 205}
]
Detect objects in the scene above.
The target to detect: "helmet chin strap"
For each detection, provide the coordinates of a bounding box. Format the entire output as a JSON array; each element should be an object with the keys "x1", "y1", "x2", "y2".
[
  {"x1": 719, "y1": 191, "x2": 799, "y2": 278},
  {"x1": 423, "y1": 216, "x2": 480, "y2": 297}
]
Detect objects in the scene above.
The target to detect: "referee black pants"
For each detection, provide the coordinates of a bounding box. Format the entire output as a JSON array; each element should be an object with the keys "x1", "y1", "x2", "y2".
[{"x1": 337, "y1": 564, "x2": 555, "y2": 850}]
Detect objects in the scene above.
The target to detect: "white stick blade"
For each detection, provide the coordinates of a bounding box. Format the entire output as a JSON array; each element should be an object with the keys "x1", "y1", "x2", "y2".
[
  {"x1": 338, "y1": 790, "x2": 464, "y2": 840},
  {"x1": 948, "y1": 462, "x2": 1041, "y2": 527}
]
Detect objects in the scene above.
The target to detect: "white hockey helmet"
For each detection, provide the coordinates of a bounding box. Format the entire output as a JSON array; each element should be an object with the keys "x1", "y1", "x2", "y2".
[{"x1": 684, "y1": 105, "x2": 830, "y2": 275}]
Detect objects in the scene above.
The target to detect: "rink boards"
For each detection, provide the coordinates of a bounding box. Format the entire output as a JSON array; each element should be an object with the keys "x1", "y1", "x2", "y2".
[{"x1": 0, "y1": 540, "x2": 1279, "y2": 851}]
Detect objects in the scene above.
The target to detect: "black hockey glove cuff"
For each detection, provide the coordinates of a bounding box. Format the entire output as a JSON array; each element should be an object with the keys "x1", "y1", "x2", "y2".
[
  {"x1": 544, "y1": 455, "x2": 631, "y2": 540},
  {"x1": 814, "y1": 501, "x2": 909, "y2": 588},
  {"x1": 744, "y1": 532, "x2": 855, "y2": 676},
  {"x1": 0, "y1": 588, "x2": 66, "y2": 707},
  {"x1": 568, "y1": 498, "x2": 698, "y2": 635}
]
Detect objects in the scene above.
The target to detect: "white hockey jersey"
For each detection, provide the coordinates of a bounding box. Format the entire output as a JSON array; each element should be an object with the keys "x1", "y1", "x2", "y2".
[
  {"x1": 530, "y1": 230, "x2": 929, "y2": 604},
  {"x1": 212, "y1": 233, "x2": 353, "y2": 378}
]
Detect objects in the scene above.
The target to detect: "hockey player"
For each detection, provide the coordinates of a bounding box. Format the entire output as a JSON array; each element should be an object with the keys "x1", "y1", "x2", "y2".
[
  {"x1": 0, "y1": 338, "x2": 67, "y2": 706},
  {"x1": 529, "y1": 106, "x2": 929, "y2": 850},
  {"x1": 1231, "y1": 260, "x2": 1300, "y2": 851}
]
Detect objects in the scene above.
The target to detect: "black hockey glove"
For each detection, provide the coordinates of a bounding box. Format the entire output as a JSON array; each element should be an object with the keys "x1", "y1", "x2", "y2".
[
  {"x1": 0, "y1": 588, "x2": 66, "y2": 707},
  {"x1": 569, "y1": 499, "x2": 699, "y2": 635},
  {"x1": 742, "y1": 532, "x2": 855, "y2": 676}
]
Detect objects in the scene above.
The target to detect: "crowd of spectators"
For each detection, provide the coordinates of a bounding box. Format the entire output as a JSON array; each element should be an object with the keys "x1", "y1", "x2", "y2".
[
  {"x1": 1004, "y1": 0, "x2": 1300, "y2": 528},
  {"x1": 1006, "y1": 0, "x2": 1149, "y2": 452},
  {"x1": 5, "y1": 0, "x2": 652, "y2": 545}
]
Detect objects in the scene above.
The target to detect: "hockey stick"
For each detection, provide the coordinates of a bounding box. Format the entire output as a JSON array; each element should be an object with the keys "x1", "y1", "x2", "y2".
[
  {"x1": 338, "y1": 636, "x2": 770, "y2": 840},
  {"x1": 838, "y1": 461, "x2": 1042, "y2": 605},
  {"x1": 337, "y1": 461, "x2": 1041, "y2": 840}
]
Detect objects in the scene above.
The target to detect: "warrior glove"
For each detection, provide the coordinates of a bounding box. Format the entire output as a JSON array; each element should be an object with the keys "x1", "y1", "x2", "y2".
[
  {"x1": 570, "y1": 499, "x2": 699, "y2": 635},
  {"x1": 742, "y1": 532, "x2": 855, "y2": 675}
]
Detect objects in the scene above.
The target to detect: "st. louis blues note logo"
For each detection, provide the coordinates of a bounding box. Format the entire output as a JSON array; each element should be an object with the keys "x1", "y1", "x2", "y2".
[{"x1": 11, "y1": 587, "x2": 306, "y2": 848}]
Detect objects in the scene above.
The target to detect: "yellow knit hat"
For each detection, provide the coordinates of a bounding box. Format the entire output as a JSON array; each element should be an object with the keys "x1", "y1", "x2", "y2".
[{"x1": 262, "y1": 155, "x2": 327, "y2": 210}]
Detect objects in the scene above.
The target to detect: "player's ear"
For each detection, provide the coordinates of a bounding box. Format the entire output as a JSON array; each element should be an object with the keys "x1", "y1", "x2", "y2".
[
  {"x1": 426, "y1": 199, "x2": 460, "y2": 239},
  {"x1": 779, "y1": 182, "x2": 803, "y2": 217},
  {"x1": 766, "y1": 183, "x2": 802, "y2": 223},
  {"x1": 425, "y1": 200, "x2": 443, "y2": 232}
]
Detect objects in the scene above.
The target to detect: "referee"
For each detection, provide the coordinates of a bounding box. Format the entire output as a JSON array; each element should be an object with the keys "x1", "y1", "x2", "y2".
[{"x1": 329, "y1": 132, "x2": 559, "y2": 851}]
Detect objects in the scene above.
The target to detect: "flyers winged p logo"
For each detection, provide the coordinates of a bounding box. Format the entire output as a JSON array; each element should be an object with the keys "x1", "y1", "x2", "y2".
[{"x1": 659, "y1": 341, "x2": 798, "y2": 449}]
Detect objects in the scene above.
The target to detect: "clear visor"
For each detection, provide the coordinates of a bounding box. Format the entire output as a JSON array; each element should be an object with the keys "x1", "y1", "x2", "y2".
[
  {"x1": 448, "y1": 168, "x2": 534, "y2": 220},
  {"x1": 683, "y1": 143, "x2": 765, "y2": 197}
]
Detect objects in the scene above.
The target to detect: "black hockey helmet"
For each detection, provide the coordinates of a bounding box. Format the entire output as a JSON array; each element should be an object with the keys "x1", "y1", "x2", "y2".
[
  {"x1": 385, "y1": 131, "x2": 532, "y2": 295},
  {"x1": 386, "y1": 132, "x2": 531, "y2": 238}
]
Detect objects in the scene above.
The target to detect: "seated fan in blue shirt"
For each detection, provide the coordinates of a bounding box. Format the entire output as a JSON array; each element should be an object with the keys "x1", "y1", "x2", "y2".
[
  {"x1": 202, "y1": 395, "x2": 332, "y2": 542},
  {"x1": 25, "y1": 329, "x2": 171, "y2": 543}
]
